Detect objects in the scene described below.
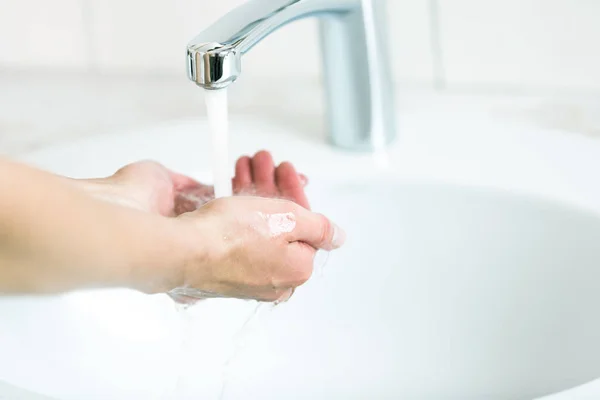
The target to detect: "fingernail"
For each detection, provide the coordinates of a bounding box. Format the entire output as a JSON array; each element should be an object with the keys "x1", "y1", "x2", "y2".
[
  {"x1": 299, "y1": 174, "x2": 309, "y2": 187},
  {"x1": 275, "y1": 288, "x2": 295, "y2": 305},
  {"x1": 331, "y1": 223, "x2": 346, "y2": 249}
]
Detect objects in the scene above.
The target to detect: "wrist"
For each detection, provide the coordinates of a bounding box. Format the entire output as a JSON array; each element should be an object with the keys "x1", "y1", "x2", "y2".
[
  {"x1": 72, "y1": 177, "x2": 142, "y2": 210},
  {"x1": 123, "y1": 215, "x2": 194, "y2": 294},
  {"x1": 161, "y1": 213, "x2": 219, "y2": 295},
  {"x1": 72, "y1": 177, "x2": 192, "y2": 294}
]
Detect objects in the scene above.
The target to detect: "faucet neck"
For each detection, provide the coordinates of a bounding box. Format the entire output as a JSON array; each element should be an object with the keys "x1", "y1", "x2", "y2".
[
  {"x1": 188, "y1": 0, "x2": 359, "y2": 89},
  {"x1": 187, "y1": 0, "x2": 396, "y2": 151}
]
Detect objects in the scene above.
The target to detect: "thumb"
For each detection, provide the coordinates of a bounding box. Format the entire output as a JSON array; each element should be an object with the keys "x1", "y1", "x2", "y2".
[{"x1": 288, "y1": 209, "x2": 346, "y2": 251}]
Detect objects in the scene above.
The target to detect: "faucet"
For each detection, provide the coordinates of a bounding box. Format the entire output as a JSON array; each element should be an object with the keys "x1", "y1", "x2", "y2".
[{"x1": 186, "y1": 0, "x2": 395, "y2": 151}]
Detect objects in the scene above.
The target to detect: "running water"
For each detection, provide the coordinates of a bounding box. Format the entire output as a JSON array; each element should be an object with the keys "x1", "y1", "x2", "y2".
[
  {"x1": 204, "y1": 87, "x2": 267, "y2": 399},
  {"x1": 168, "y1": 87, "x2": 332, "y2": 399},
  {"x1": 218, "y1": 302, "x2": 271, "y2": 399},
  {"x1": 205, "y1": 88, "x2": 232, "y2": 198},
  {"x1": 169, "y1": 87, "x2": 257, "y2": 400}
]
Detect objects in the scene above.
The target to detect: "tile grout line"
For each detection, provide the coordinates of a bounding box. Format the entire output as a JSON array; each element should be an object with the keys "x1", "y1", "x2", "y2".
[{"x1": 428, "y1": 0, "x2": 446, "y2": 91}]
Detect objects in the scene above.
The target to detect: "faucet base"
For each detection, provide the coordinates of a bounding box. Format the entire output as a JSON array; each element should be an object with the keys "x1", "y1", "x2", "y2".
[{"x1": 319, "y1": 2, "x2": 396, "y2": 151}]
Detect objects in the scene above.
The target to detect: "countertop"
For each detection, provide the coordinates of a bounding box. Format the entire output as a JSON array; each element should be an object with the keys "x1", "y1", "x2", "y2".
[
  {"x1": 3, "y1": 69, "x2": 600, "y2": 157},
  {"x1": 0, "y1": 69, "x2": 327, "y2": 156}
]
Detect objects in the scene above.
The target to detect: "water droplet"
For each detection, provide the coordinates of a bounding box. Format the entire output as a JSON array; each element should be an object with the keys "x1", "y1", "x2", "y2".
[{"x1": 314, "y1": 250, "x2": 331, "y2": 278}]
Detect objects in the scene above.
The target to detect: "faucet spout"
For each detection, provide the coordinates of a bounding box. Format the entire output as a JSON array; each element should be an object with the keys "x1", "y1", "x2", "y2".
[{"x1": 187, "y1": 0, "x2": 396, "y2": 151}]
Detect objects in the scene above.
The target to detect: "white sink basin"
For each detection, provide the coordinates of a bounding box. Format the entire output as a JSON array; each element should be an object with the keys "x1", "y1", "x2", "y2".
[
  {"x1": 234, "y1": 180, "x2": 600, "y2": 400},
  {"x1": 3, "y1": 116, "x2": 600, "y2": 399}
]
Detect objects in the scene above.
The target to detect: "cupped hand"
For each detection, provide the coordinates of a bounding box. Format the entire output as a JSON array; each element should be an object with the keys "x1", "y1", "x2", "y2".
[
  {"x1": 80, "y1": 150, "x2": 309, "y2": 217},
  {"x1": 75, "y1": 150, "x2": 342, "y2": 303},
  {"x1": 174, "y1": 196, "x2": 345, "y2": 302}
]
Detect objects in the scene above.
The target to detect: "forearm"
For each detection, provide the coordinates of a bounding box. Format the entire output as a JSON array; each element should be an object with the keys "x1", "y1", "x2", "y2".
[{"x1": 0, "y1": 158, "x2": 190, "y2": 294}]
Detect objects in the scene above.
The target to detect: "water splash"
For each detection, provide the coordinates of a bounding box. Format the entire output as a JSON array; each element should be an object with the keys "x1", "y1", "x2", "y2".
[
  {"x1": 313, "y1": 250, "x2": 331, "y2": 278},
  {"x1": 218, "y1": 302, "x2": 274, "y2": 399},
  {"x1": 166, "y1": 86, "x2": 335, "y2": 399}
]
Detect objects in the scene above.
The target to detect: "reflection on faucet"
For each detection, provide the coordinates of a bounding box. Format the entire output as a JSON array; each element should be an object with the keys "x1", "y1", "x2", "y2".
[{"x1": 187, "y1": 0, "x2": 396, "y2": 151}]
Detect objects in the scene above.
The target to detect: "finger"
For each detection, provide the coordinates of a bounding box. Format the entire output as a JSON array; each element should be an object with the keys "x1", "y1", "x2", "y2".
[
  {"x1": 286, "y1": 241, "x2": 316, "y2": 284},
  {"x1": 255, "y1": 288, "x2": 292, "y2": 303},
  {"x1": 168, "y1": 292, "x2": 204, "y2": 306},
  {"x1": 276, "y1": 162, "x2": 310, "y2": 209},
  {"x1": 167, "y1": 170, "x2": 203, "y2": 192},
  {"x1": 287, "y1": 208, "x2": 346, "y2": 251},
  {"x1": 274, "y1": 288, "x2": 295, "y2": 304},
  {"x1": 174, "y1": 187, "x2": 214, "y2": 214},
  {"x1": 173, "y1": 194, "x2": 199, "y2": 215},
  {"x1": 299, "y1": 174, "x2": 309, "y2": 187},
  {"x1": 248, "y1": 243, "x2": 315, "y2": 302},
  {"x1": 251, "y1": 150, "x2": 277, "y2": 195},
  {"x1": 232, "y1": 156, "x2": 252, "y2": 191}
]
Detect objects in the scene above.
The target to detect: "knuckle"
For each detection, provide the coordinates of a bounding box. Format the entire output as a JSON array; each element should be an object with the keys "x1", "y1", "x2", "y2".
[
  {"x1": 296, "y1": 269, "x2": 312, "y2": 285},
  {"x1": 289, "y1": 246, "x2": 315, "y2": 284}
]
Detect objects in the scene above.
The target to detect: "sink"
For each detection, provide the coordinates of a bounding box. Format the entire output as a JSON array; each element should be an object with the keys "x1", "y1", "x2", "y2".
[
  {"x1": 227, "y1": 180, "x2": 600, "y2": 400},
  {"x1": 3, "y1": 117, "x2": 600, "y2": 399}
]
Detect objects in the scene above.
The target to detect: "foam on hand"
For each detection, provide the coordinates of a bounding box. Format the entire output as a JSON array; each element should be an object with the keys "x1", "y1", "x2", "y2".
[{"x1": 258, "y1": 212, "x2": 297, "y2": 237}]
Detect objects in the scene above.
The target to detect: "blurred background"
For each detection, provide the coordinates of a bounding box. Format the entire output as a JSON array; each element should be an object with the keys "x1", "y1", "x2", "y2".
[{"x1": 2, "y1": 0, "x2": 600, "y2": 154}]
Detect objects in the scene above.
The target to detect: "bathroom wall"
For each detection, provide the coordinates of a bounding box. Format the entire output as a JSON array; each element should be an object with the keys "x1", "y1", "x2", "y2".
[{"x1": 1, "y1": 0, "x2": 600, "y2": 92}]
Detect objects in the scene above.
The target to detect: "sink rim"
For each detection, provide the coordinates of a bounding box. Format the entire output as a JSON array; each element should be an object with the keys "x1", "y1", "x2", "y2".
[{"x1": 15, "y1": 114, "x2": 600, "y2": 218}]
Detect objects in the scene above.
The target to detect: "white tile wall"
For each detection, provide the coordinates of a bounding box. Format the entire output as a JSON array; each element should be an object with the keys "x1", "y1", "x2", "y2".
[
  {"x1": 438, "y1": 0, "x2": 600, "y2": 90},
  {"x1": 0, "y1": 0, "x2": 88, "y2": 68},
  {"x1": 4, "y1": 0, "x2": 600, "y2": 91},
  {"x1": 389, "y1": 0, "x2": 436, "y2": 83},
  {"x1": 0, "y1": 0, "x2": 434, "y2": 84},
  {"x1": 87, "y1": 0, "x2": 326, "y2": 78},
  {"x1": 88, "y1": 0, "x2": 434, "y2": 83},
  {"x1": 89, "y1": 0, "x2": 185, "y2": 72}
]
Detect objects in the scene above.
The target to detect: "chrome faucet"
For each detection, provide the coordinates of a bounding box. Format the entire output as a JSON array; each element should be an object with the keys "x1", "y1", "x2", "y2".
[{"x1": 187, "y1": 0, "x2": 395, "y2": 151}]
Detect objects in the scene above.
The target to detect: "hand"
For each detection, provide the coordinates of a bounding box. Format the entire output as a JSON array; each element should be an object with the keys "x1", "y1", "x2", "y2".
[
  {"x1": 174, "y1": 196, "x2": 345, "y2": 302},
  {"x1": 0, "y1": 156, "x2": 342, "y2": 300},
  {"x1": 75, "y1": 150, "x2": 337, "y2": 303},
  {"x1": 78, "y1": 151, "x2": 309, "y2": 217}
]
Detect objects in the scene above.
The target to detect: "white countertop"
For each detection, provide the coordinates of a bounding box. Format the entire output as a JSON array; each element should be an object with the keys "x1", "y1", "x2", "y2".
[
  {"x1": 2, "y1": 69, "x2": 600, "y2": 156},
  {"x1": 0, "y1": 69, "x2": 327, "y2": 156}
]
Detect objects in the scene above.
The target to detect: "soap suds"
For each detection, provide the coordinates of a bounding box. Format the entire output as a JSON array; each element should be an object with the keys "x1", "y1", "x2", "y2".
[{"x1": 258, "y1": 212, "x2": 296, "y2": 237}]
